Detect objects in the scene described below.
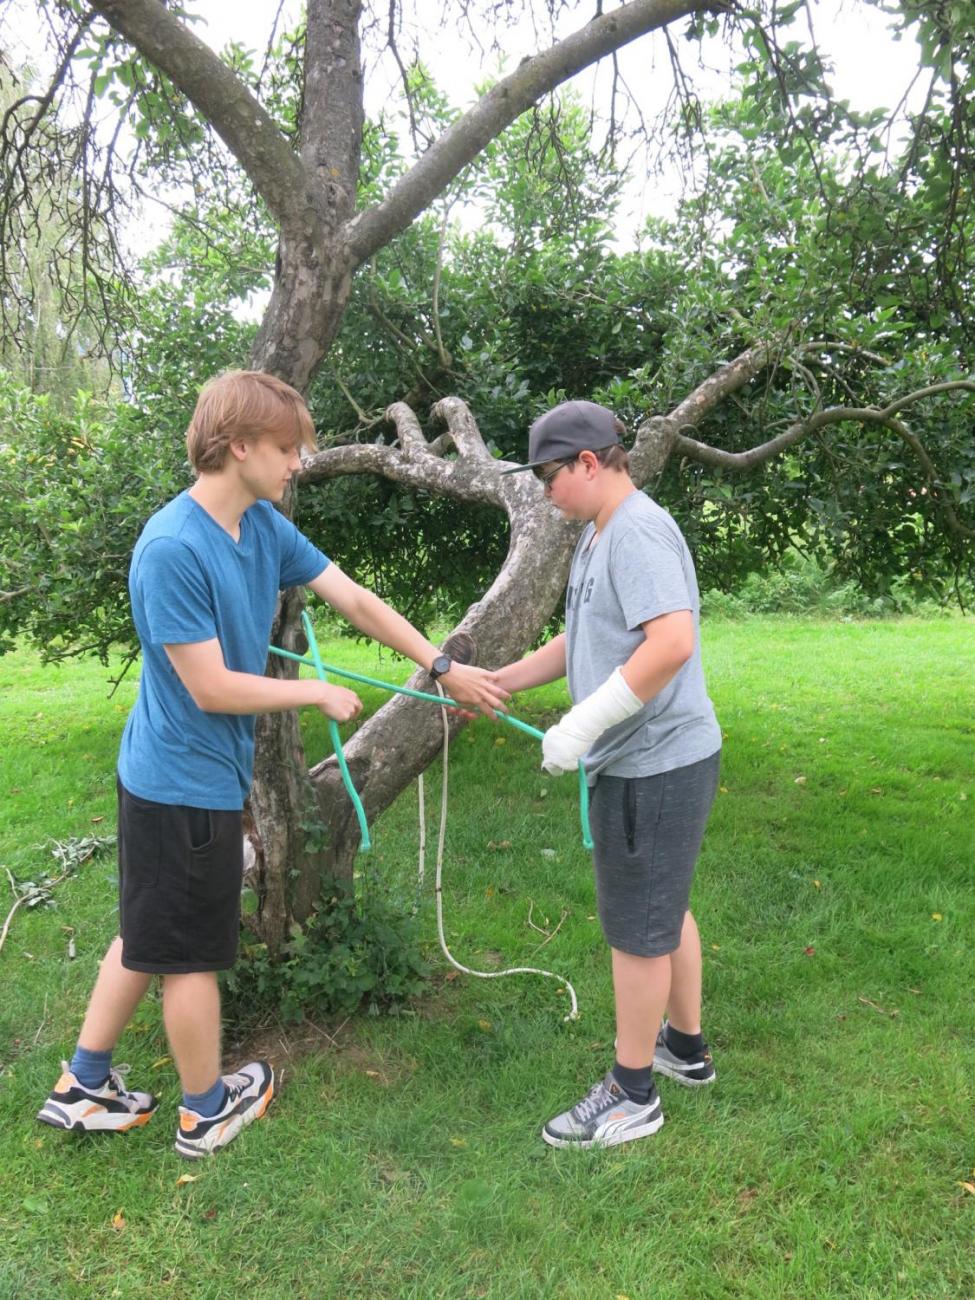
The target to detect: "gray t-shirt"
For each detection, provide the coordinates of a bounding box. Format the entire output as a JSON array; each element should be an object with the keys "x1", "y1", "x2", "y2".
[{"x1": 565, "y1": 490, "x2": 721, "y2": 782}]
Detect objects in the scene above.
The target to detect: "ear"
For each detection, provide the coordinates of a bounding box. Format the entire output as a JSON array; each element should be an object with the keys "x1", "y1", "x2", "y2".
[
  {"x1": 577, "y1": 449, "x2": 599, "y2": 475},
  {"x1": 227, "y1": 437, "x2": 250, "y2": 463}
]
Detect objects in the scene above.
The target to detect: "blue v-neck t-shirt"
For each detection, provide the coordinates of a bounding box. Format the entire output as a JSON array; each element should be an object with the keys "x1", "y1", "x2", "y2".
[{"x1": 118, "y1": 492, "x2": 328, "y2": 810}]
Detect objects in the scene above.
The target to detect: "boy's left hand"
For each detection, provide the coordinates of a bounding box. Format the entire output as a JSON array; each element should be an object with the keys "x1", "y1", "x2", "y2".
[
  {"x1": 441, "y1": 663, "x2": 510, "y2": 719},
  {"x1": 541, "y1": 720, "x2": 587, "y2": 775}
]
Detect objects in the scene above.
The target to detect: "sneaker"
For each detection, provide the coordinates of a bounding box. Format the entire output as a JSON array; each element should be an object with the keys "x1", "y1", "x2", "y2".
[
  {"x1": 542, "y1": 1072, "x2": 664, "y2": 1149},
  {"x1": 36, "y1": 1063, "x2": 158, "y2": 1133},
  {"x1": 174, "y1": 1060, "x2": 274, "y2": 1160},
  {"x1": 652, "y1": 1028, "x2": 716, "y2": 1087}
]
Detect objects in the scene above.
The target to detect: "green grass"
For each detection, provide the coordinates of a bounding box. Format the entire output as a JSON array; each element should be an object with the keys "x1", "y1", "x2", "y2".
[{"x1": 0, "y1": 618, "x2": 973, "y2": 1299}]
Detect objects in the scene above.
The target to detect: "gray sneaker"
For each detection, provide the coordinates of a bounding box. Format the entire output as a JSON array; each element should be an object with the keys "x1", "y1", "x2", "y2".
[
  {"x1": 542, "y1": 1072, "x2": 664, "y2": 1149},
  {"x1": 652, "y1": 1028, "x2": 716, "y2": 1087}
]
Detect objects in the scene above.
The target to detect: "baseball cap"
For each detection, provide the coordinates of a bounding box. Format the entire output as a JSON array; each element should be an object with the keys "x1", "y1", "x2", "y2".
[{"x1": 500, "y1": 400, "x2": 622, "y2": 474}]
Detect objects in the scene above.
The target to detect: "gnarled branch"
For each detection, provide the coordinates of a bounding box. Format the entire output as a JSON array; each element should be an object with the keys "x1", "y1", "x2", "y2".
[{"x1": 674, "y1": 378, "x2": 975, "y2": 542}]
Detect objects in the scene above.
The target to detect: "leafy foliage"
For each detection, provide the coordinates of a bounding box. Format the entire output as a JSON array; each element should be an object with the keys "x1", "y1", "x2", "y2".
[
  {"x1": 1, "y1": 4, "x2": 974, "y2": 668},
  {"x1": 0, "y1": 372, "x2": 186, "y2": 662},
  {"x1": 224, "y1": 877, "x2": 429, "y2": 1025}
]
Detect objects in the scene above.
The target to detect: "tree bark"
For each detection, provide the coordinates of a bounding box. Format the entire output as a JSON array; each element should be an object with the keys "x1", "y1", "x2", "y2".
[
  {"x1": 274, "y1": 400, "x2": 684, "y2": 915},
  {"x1": 77, "y1": 0, "x2": 730, "y2": 951}
]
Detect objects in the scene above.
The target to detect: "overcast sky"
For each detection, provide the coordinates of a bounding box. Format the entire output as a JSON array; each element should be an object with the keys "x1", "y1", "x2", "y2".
[{"x1": 4, "y1": 0, "x2": 924, "y2": 241}]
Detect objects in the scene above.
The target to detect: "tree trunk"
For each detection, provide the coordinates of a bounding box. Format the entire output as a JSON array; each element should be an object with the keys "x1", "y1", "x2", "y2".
[{"x1": 243, "y1": 404, "x2": 681, "y2": 949}]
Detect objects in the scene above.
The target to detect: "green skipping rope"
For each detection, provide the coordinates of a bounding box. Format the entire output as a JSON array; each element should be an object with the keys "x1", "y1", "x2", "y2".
[{"x1": 267, "y1": 628, "x2": 593, "y2": 853}]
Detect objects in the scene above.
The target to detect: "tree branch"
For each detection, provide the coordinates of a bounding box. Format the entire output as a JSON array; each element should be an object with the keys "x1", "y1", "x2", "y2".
[
  {"x1": 627, "y1": 337, "x2": 778, "y2": 483},
  {"x1": 300, "y1": 0, "x2": 364, "y2": 229},
  {"x1": 88, "y1": 0, "x2": 310, "y2": 226},
  {"x1": 385, "y1": 401, "x2": 428, "y2": 450},
  {"x1": 673, "y1": 380, "x2": 975, "y2": 541},
  {"x1": 431, "y1": 397, "x2": 493, "y2": 461},
  {"x1": 298, "y1": 432, "x2": 504, "y2": 507},
  {"x1": 344, "y1": 0, "x2": 701, "y2": 264}
]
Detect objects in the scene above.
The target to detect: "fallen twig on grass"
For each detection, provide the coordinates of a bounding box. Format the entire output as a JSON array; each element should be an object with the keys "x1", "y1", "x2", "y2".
[
  {"x1": 1, "y1": 867, "x2": 71, "y2": 956},
  {"x1": 0, "y1": 835, "x2": 115, "y2": 958},
  {"x1": 858, "y1": 995, "x2": 899, "y2": 1017},
  {"x1": 32, "y1": 994, "x2": 48, "y2": 1047},
  {"x1": 526, "y1": 899, "x2": 569, "y2": 955}
]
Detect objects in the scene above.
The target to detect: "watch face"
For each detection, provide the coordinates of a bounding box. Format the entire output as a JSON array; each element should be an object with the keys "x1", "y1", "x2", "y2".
[{"x1": 431, "y1": 654, "x2": 452, "y2": 679}]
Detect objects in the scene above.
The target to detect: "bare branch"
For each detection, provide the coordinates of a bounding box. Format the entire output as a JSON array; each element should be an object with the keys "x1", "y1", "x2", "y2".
[
  {"x1": 89, "y1": 0, "x2": 309, "y2": 225},
  {"x1": 298, "y1": 431, "x2": 505, "y2": 508},
  {"x1": 385, "y1": 401, "x2": 428, "y2": 450},
  {"x1": 431, "y1": 397, "x2": 493, "y2": 461},
  {"x1": 430, "y1": 204, "x2": 452, "y2": 370},
  {"x1": 673, "y1": 379, "x2": 975, "y2": 541},
  {"x1": 628, "y1": 339, "x2": 779, "y2": 483},
  {"x1": 795, "y1": 340, "x2": 890, "y2": 367},
  {"x1": 344, "y1": 0, "x2": 701, "y2": 264},
  {"x1": 300, "y1": 0, "x2": 364, "y2": 228},
  {"x1": 880, "y1": 381, "x2": 975, "y2": 420},
  {"x1": 668, "y1": 338, "x2": 778, "y2": 429}
]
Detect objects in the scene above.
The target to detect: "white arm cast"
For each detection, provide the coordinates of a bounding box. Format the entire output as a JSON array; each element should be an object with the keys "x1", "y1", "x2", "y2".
[{"x1": 541, "y1": 667, "x2": 643, "y2": 776}]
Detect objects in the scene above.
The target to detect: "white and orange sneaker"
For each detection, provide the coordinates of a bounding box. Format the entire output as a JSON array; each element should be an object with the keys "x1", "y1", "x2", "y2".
[
  {"x1": 175, "y1": 1061, "x2": 274, "y2": 1160},
  {"x1": 37, "y1": 1063, "x2": 158, "y2": 1133}
]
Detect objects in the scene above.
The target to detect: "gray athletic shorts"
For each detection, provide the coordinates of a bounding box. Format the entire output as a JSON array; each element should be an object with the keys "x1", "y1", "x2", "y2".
[{"x1": 589, "y1": 750, "x2": 720, "y2": 957}]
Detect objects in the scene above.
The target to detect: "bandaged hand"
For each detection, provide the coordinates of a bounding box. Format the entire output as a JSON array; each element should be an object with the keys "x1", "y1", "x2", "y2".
[{"x1": 541, "y1": 667, "x2": 643, "y2": 775}]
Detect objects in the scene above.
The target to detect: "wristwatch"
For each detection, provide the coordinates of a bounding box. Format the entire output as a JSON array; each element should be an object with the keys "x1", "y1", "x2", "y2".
[{"x1": 429, "y1": 654, "x2": 452, "y2": 681}]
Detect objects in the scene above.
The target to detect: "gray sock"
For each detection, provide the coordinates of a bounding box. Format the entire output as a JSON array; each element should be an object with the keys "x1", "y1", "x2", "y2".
[
  {"x1": 665, "y1": 1024, "x2": 705, "y2": 1059},
  {"x1": 611, "y1": 1060, "x2": 655, "y2": 1105}
]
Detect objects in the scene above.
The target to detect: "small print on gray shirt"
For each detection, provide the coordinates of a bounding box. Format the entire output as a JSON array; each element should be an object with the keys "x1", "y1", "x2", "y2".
[{"x1": 565, "y1": 491, "x2": 721, "y2": 784}]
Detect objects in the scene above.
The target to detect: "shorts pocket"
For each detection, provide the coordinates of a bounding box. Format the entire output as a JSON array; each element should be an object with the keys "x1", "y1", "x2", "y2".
[
  {"x1": 187, "y1": 806, "x2": 215, "y2": 854},
  {"x1": 623, "y1": 780, "x2": 638, "y2": 854}
]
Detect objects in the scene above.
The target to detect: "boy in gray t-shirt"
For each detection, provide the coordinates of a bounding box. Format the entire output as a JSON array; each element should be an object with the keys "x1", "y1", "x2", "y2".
[{"x1": 498, "y1": 401, "x2": 722, "y2": 1149}]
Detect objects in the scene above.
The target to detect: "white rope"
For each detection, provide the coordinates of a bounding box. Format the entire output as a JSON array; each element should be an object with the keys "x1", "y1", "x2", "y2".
[{"x1": 414, "y1": 685, "x2": 580, "y2": 1022}]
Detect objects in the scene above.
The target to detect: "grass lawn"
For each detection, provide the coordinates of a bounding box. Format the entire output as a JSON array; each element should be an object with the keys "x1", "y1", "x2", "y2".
[{"x1": 0, "y1": 617, "x2": 972, "y2": 1299}]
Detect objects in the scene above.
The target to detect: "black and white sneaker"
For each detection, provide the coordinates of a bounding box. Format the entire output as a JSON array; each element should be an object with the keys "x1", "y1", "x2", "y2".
[
  {"x1": 174, "y1": 1061, "x2": 274, "y2": 1160},
  {"x1": 542, "y1": 1073, "x2": 664, "y2": 1149},
  {"x1": 37, "y1": 1063, "x2": 158, "y2": 1133},
  {"x1": 652, "y1": 1028, "x2": 716, "y2": 1087}
]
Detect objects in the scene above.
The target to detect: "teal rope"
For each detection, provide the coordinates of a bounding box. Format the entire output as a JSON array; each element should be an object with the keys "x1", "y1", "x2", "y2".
[
  {"x1": 578, "y1": 766, "x2": 593, "y2": 851},
  {"x1": 300, "y1": 610, "x2": 371, "y2": 853},
  {"x1": 267, "y1": 637, "x2": 594, "y2": 850}
]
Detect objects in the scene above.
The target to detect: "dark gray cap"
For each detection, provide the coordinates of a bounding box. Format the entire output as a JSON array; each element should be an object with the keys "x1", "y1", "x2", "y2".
[{"x1": 500, "y1": 400, "x2": 621, "y2": 474}]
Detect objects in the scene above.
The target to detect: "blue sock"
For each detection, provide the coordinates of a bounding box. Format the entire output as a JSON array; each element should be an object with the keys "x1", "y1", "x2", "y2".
[
  {"x1": 70, "y1": 1045, "x2": 113, "y2": 1090},
  {"x1": 183, "y1": 1077, "x2": 228, "y2": 1118}
]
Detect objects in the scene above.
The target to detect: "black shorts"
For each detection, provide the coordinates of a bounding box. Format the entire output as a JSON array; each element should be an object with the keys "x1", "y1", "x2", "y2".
[
  {"x1": 589, "y1": 750, "x2": 720, "y2": 958},
  {"x1": 117, "y1": 778, "x2": 244, "y2": 975}
]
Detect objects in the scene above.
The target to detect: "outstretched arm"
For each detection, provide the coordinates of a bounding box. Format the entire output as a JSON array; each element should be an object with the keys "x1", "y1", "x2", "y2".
[
  {"x1": 308, "y1": 563, "x2": 509, "y2": 717},
  {"x1": 494, "y1": 634, "x2": 568, "y2": 694},
  {"x1": 165, "y1": 638, "x2": 362, "y2": 721}
]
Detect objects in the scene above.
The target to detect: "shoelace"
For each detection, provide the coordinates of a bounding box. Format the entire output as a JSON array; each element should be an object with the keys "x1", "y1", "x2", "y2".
[
  {"x1": 106, "y1": 1063, "x2": 136, "y2": 1093},
  {"x1": 223, "y1": 1071, "x2": 253, "y2": 1098},
  {"x1": 573, "y1": 1078, "x2": 616, "y2": 1123}
]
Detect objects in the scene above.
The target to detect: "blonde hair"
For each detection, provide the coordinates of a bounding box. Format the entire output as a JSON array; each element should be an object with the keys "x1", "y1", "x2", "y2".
[{"x1": 186, "y1": 370, "x2": 317, "y2": 473}]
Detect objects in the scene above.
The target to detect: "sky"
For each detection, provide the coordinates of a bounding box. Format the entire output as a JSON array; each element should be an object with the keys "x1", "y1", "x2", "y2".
[{"x1": 3, "y1": 0, "x2": 925, "y2": 248}]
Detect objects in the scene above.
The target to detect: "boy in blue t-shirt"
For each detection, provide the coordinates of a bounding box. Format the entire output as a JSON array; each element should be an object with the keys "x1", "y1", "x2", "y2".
[{"x1": 37, "y1": 370, "x2": 508, "y2": 1159}]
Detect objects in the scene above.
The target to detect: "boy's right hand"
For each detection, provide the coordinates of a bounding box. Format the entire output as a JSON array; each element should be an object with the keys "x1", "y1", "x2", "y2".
[{"x1": 314, "y1": 683, "x2": 363, "y2": 723}]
